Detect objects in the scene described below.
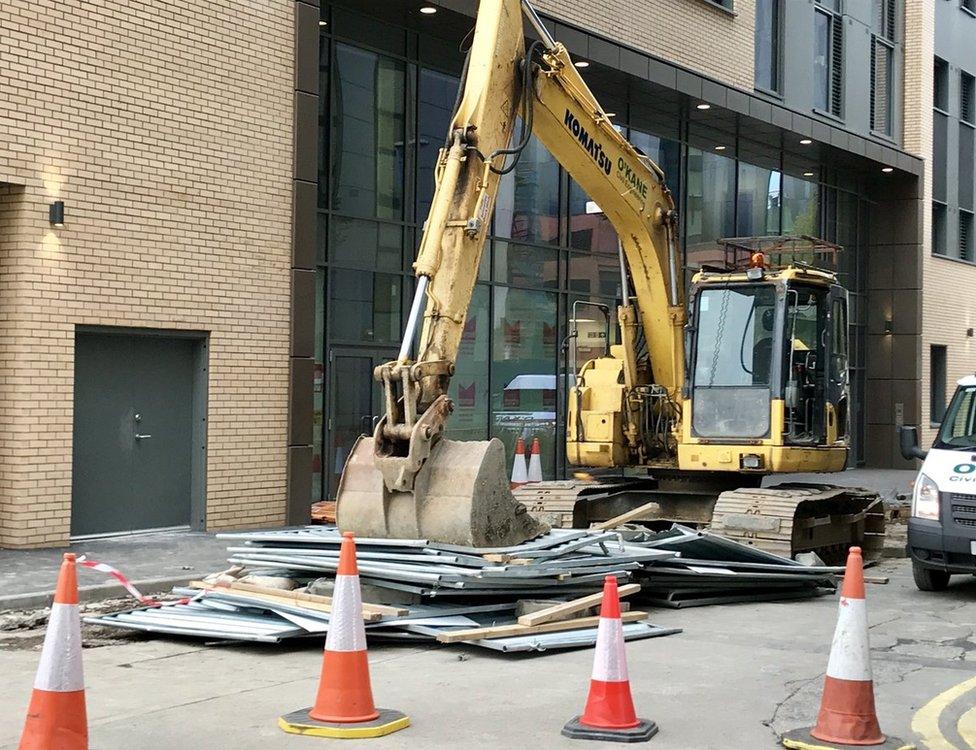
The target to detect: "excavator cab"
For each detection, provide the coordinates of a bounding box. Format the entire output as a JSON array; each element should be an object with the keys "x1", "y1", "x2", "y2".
[{"x1": 683, "y1": 237, "x2": 850, "y2": 473}]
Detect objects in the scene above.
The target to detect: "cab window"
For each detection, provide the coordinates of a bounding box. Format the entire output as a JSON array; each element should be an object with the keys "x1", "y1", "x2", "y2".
[{"x1": 936, "y1": 386, "x2": 976, "y2": 449}]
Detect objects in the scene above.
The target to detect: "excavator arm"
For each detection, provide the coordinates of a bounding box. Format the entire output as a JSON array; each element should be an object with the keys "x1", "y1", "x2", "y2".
[{"x1": 336, "y1": 0, "x2": 683, "y2": 546}]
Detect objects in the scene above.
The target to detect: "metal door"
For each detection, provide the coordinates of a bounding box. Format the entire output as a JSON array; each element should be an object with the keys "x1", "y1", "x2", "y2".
[
  {"x1": 326, "y1": 347, "x2": 397, "y2": 500},
  {"x1": 72, "y1": 332, "x2": 197, "y2": 536}
]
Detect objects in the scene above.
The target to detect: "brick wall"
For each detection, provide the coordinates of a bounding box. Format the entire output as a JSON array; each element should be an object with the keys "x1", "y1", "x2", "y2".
[
  {"x1": 0, "y1": 0, "x2": 294, "y2": 547},
  {"x1": 535, "y1": 0, "x2": 755, "y2": 91},
  {"x1": 902, "y1": 0, "x2": 976, "y2": 448}
]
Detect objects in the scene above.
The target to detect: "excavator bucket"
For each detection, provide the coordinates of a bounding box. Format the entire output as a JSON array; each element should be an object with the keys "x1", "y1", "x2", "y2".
[{"x1": 335, "y1": 435, "x2": 549, "y2": 547}]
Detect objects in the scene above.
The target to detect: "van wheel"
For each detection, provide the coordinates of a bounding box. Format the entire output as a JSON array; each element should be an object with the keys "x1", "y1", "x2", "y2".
[{"x1": 913, "y1": 561, "x2": 950, "y2": 591}]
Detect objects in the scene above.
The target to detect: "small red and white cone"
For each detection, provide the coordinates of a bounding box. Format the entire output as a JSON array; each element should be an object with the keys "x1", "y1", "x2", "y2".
[
  {"x1": 279, "y1": 532, "x2": 409, "y2": 739},
  {"x1": 527, "y1": 437, "x2": 543, "y2": 483},
  {"x1": 781, "y1": 547, "x2": 913, "y2": 750},
  {"x1": 562, "y1": 575, "x2": 658, "y2": 743},
  {"x1": 18, "y1": 553, "x2": 87, "y2": 750},
  {"x1": 510, "y1": 436, "x2": 529, "y2": 489}
]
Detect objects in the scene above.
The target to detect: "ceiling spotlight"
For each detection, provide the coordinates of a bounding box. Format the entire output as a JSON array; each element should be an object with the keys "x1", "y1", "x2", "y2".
[
  {"x1": 799, "y1": 138, "x2": 813, "y2": 145},
  {"x1": 696, "y1": 103, "x2": 711, "y2": 110},
  {"x1": 714, "y1": 145, "x2": 726, "y2": 151},
  {"x1": 419, "y1": 5, "x2": 437, "y2": 14},
  {"x1": 803, "y1": 171, "x2": 815, "y2": 177},
  {"x1": 318, "y1": 19, "x2": 327, "y2": 26},
  {"x1": 882, "y1": 166, "x2": 894, "y2": 173},
  {"x1": 574, "y1": 60, "x2": 590, "y2": 68}
]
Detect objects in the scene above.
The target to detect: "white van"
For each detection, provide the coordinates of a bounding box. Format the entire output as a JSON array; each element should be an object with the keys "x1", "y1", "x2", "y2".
[{"x1": 900, "y1": 375, "x2": 976, "y2": 591}]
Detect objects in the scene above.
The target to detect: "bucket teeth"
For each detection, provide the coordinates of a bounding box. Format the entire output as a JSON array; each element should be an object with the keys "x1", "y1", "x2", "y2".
[{"x1": 336, "y1": 436, "x2": 549, "y2": 548}]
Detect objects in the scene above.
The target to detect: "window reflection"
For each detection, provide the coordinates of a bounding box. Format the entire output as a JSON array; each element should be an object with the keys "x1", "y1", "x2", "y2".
[
  {"x1": 331, "y1": 269, "x2": 401, "y2": 343},
  {"x1": 417, "y1": 69, "x2": 459, "y2": 222},
  {"x1": 494, "y1": 240, "x2": 558, "y2": 289},
  {"x1": 495, "y1": 127, "x2": 560, "y2": 245},
  {"x1": 737, "y1": 163, "x2": 782, "y2": 236},
  {"x1": 685, "y1": 148, "x2": 736, "y2": 270},
  {"x1": 783, "y1": 175, "x2": 820, "y2": 235},
  {"x1": 331, "y1": 44, "x2": 405, "y2": 220},
  {"x1": 492, "y1": 287, "x2": 558, "y2": 480},
  {"x1": 446, "y1": 285, "x2": 490, "y2": 442},
  {"x1": 331, "y1": 216, "x2": 402, "y2": 271}
]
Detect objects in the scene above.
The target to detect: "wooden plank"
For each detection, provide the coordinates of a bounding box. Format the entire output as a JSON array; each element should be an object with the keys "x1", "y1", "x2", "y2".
[
  {"x1": 517, "y1": 584, "x2": 641, "y2": 626},
  {"x1": 188, "y1": 581, "x2": 397, "y2": 621},
  {"x1": 593, "y1": 500, "x2": 662, "y2": 530},
  {"x1": 435, "y1": 610, "x2": 649, "y2": 644},
  {"x1": 225, "y1": 581, "x2": 407, "y2": 616}
]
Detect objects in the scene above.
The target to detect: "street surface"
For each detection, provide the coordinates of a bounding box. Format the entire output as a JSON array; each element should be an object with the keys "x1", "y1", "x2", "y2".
[{"x1": 1, "y1": 558, "x2": 973, "y2": 749}]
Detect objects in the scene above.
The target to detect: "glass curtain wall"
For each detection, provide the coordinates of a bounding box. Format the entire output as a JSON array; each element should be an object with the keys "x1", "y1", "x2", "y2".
[{"x1": 312, "y1": 3, "x2": 871, "y2": 502}]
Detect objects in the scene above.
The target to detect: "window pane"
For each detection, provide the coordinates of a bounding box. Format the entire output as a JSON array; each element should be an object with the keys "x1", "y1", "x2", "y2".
[
  {"x1": 568, "y1": 251, "x2": 621, "y2": 298},
  {"x1": 313, "y1": 269, "x2": 326, "y2": 502},
  {"x1": 737, "y1": 163, "x2": 782, "y2": 236},
  {"x1": 933, "y1": 202, "x2": 948, "y2": 256},
  {"x1": 331, "y1": 269, "x2": 402, "y2": 342},
  {"x1": 814, "y1": 12, "x2": 831, "y2": 111},
  {"x1": 569, "y1": 179, "x2": 618, "y2": 254},
  {"x1": 930, "y1": 345, "x2": 948, "y2": 424},
  {"x1": 494, "y1": 240, "x2": 559, "y2": 289},
  {"x1": 331, "y1": 44, "x2": 405, "y2": 220},
  {"x1": 628, "y1": 130, "x2": 681, "y2": 196},
  {"x1": 417, "y1": 69, "x2": 460, "y2": 222},
  {"x1": 755, "y1": 0, "x2": 779, "y2": 92},
  {"x1": 446, "y1": 285, "x2": 490, "y2": 441},
  {"x1": 494, "y1": 128, "x2": 560, "y2": 245},
  {"x1": 491, "y1": 287, "x2": 558, "y2": 480},
  {"x1": 685, "y1": 148, "x2": 736, "y2": 270},
  {"x1": 694, "y1": 286, "x2": 777, "y2": 387},
  {"x1": 330, "y1": 216, "x2": 402, "y2": 271},
  {"x1": 782, "y1": 175, "x2": 820, "y2": 235}
]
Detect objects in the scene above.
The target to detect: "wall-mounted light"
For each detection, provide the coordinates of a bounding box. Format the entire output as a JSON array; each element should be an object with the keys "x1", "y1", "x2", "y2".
[
  {"x1": 883, "y1": 318, "x2": 893, "y2": 335},
  {"x1": 49, "y1": 200, "x2": 65, "y2": 227},
  {"x1": 967, "y1": 327, "x2": 974, "y2": 338},
  {"x1": 318, "y1": 19, "x2": 327, "y2": 27}
]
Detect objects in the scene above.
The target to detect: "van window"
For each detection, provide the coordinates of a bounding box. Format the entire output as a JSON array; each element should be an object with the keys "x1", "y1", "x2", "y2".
[{"x1": 935, "y1": 386, "x2": 976, "y2": 449}]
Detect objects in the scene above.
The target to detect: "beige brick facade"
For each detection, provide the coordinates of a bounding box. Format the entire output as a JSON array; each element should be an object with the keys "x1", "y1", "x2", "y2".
[
  {"x1": 0, "y1": 1, "x2": 294, "y2": 547},
  {"x1": 535, "y1": 0, "x2": 755, "y2": 90},
  {"x1": 902, "y1": 0, "x2": 976, "y2": 448}
]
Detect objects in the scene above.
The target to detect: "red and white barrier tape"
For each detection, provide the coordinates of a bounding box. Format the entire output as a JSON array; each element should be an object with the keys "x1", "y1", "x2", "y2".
[{"x1": 75, "y1": 555, "x2": 157, "y2": 605}]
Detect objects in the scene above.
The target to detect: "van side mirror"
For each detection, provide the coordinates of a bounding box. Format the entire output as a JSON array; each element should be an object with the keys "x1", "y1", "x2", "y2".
[{"x1": 898, "y1": 425, "x2": 928, "y2": 461}]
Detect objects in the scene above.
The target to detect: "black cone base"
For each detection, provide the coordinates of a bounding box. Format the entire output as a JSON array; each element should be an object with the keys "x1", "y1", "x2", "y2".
[{"x1": 562, "y1": 716, "x2": 658, "y2": 743}]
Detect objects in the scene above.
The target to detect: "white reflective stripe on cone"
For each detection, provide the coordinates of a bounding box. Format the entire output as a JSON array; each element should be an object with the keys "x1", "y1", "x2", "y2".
[
  {"x1": 825, "y1": 597, "x2": 872, "y2": 682},
  {"x1": 325, "y1": 574, "x2": 367, "y2": 653},
  {"x1": 591, "y1": 617, "x2": 629, "y2": 683},
  {"x1": 34, "y1": 602, "x2": 84, "y2": 692}
]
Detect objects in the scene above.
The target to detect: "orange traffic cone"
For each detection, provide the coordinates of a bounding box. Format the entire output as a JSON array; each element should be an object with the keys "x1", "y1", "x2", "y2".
[
  {"x1": 18, "y1": 553, "x2": 87, "y2": 750},
  {"x1": 279, "y1": 532, "x2": 409, "y2": 739},
  {"x1": 510, "y1": 436, "x2": 529, "y2": 489},
  {"x1": 563, "y1": 575, "x2": 658, "y2": 743},
  {"x1": 781, "y1": 547, "x2": 913, "y2": 750},
  {"x1": 527, "y1": 437, "x2": 543, "y2": 483}
]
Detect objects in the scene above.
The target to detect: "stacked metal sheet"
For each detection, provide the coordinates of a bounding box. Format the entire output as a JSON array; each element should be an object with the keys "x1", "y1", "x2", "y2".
[
  {"x1": 632, "y1": 525, "x2": 840, "y2": 608},
  {"x1": 219, "y1": 526, "x2": 676, "y2": 598},
  {"x1": 85, "y1": 527, "x2": 682, "y2": 652}
]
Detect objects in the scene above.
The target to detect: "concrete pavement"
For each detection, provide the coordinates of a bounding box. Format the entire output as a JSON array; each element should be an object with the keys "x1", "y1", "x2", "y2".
[{"x1": 2, "y1": 558, "x2": 973, "y2": 749}]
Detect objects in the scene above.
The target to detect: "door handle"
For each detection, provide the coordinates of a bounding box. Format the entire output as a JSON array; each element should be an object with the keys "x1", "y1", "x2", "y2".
[{"x1": 135, "y1": 433, "x2": 152, "y2": 440}]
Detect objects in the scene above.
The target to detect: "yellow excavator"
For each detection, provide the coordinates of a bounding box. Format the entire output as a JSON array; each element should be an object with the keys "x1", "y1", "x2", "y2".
[{"x1": 336, "y1": 0, "x2": 882, "y2": 561}]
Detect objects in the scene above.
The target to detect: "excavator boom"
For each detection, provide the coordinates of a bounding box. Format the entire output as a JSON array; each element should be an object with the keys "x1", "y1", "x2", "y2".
[{"x1": 336, "y1": 0, "x2": 681, "y2": 546}]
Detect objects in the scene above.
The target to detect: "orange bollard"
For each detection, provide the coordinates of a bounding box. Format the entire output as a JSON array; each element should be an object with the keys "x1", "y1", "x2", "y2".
[
  {"x1": 563, "y1": 575, "x2": 658, "y2": 743},
  {"x1": 781, "y1": 547, "x2": 915, "y2": 750},
  {"x1": 19, "y1": 553, "x2": 88, "y2": 750},
  {"x1": 279, "y1": 532, "x2": 409, "y2": 739}
]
